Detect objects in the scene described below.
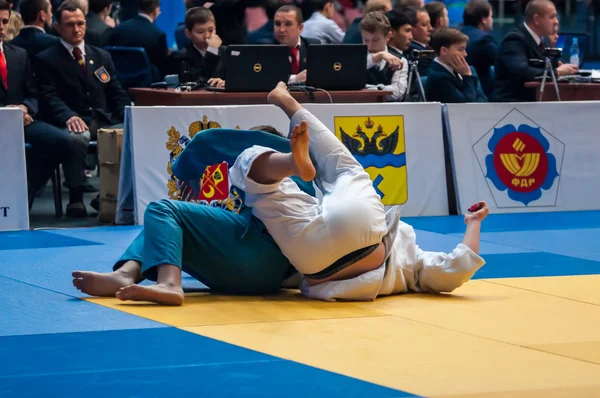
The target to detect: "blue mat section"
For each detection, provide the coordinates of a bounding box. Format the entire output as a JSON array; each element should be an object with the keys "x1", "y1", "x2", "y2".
[
  {"x1": 0, "y1": 328, "x2": 416, "y2": 398},
  {"x1": 478, "y1": 229, "x2": 600, "y2": 262},
  {"x1": 472, "y1": 252, "x2": 600, "y2": 279},
  {"x1": 414, "y1": 230, "x2": 533, "y2": 255},
  {"x1": 49, "y1": 226, "x2": 142, "y2": 249},
  {"x1": 0, "y1": 245, "x2": 127, "y2": 297},
  {"x1": 0, "y1": 230, "x2": 102, "y2": 251},
  {"x1": 404, "y1": 211, "x2": 600, "y2": 235},
  {"x1": 0, "y1": 277, "x2": 165, "y2": 337}
]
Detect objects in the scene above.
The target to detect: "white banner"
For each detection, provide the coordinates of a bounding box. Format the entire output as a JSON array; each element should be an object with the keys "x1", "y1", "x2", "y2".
[
  {"x1": 117, "y1": 103, "x2": 448, "y2": 225},
  {"x1": 0, "y1": 108, "x2": 29, "y2": 231},
  {"x1": 447, "y1": 102, "x2": 600, "y2": 214}
]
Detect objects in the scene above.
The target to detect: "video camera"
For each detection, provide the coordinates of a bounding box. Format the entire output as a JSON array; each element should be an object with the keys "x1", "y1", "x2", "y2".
[
  {"x1": 405, "y1": 48, "x2": 435, "y2": 63},
  {"x1": 543, "y1": 47, "x2": 563, "y2": 59}
]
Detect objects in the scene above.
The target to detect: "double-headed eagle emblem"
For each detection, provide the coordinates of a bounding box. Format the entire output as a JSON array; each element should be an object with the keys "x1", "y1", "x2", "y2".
[{"x1": 339, "y1": 117, "x2": 399, "y2": 155}]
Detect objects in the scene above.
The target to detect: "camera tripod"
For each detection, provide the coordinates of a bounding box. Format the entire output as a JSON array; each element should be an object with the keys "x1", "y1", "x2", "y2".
[
  {"x1": 539, "y1": 56, "x2": 561, "y2": 102},
  {"x1": 405, "y1": 60, "x2": 427, "y2": 102}
]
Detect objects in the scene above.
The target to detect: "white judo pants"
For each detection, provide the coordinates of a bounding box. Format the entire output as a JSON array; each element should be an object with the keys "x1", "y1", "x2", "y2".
[{"x1": 229, "y1": 108, "x2": 387, "y2": 275}]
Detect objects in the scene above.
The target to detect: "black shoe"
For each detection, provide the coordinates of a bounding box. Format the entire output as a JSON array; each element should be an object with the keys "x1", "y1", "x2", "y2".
[
  {"x1": 66, "y1": 202, "x2": 88, "y2": 218},
  {"x1": 90, "y1": 195, "x2": 100, "y2": 212}
]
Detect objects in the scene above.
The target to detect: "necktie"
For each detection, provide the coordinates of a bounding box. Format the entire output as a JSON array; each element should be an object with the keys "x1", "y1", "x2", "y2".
[
  {"x1": 0, "y1": 49, "x2": 7, "y2": 90},
  {"x1": 72, "y1": 47, "x2": 86, "y2": 75},
  {"x1": 289, "y1": 46, "x2": 300, "y2": 75},
  {"x1": 539, "y1": 40, "x2": 545, "y2": 52}
]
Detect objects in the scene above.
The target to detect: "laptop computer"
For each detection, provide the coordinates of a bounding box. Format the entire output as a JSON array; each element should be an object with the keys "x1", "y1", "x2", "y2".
[
  {"x1": 306, "y1": 44, "x2": 367, "y2": 90},
  {"x1": 210, "y1": 45, "x2": 291, "y2": 92},
  {"x1": 555, "y1": 32, "x2": 589, "y2": 68}
]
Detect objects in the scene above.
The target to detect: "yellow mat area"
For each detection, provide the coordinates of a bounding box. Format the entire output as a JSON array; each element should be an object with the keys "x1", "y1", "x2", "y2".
[{"x1": 87, "y1": 276, "x2": 600, "y2": 397}]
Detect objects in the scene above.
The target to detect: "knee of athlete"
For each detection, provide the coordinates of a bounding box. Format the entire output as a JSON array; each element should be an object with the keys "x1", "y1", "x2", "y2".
[{"x1": 144, "y1": 199, "x2": 177, "y2": 223}]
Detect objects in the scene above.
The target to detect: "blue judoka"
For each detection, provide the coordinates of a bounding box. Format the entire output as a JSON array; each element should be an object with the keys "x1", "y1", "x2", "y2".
[{"x1": 72, "y1": 124, "x2": 315, "y2": 303}]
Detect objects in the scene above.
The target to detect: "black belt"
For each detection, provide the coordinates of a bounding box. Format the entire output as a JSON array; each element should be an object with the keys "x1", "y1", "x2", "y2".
[{"x1": 303, "y1": 243, "x2": 381, "y2": 280}]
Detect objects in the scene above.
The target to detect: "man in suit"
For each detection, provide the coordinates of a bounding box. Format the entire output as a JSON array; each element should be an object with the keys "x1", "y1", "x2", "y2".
[
  {"x1": 425, "y1": 27, "x2": 487, "y2": 103},
  {"x1": 461, "y1": 0, "x2": 497, "y2": 99},
  {"x1": 35, "y1": 0, "x2": 130, "y2": 216},
  {"x1": 0, "y1": 0, "x2": 87, "y2": 216},
  {"x1": 246, "y1": 0, "x2": 283, "y2": 44},
  {"x1": 273, "y1": 5, "x2": 319, "y2": 85},
  {"x1": 9, "y1": 0, "x2": 58, "y2": 59},
  {"x1": 493, "y1": 0, "x2": 577, "y2": 102},
  {"x1": 85, "y1": 0, "x2": 112, "y2": 48},
  {"x1": 109, "y1": 0, "x2": 168, "y2": 81},
  {"x1": 407, "y1": 6, "x2": 433, "y2": 76}
]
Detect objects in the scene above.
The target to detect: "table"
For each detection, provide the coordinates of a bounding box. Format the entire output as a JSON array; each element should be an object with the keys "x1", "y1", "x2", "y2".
[
  {"x1": 129, "y1": 88, "x2": 393, "y2": 106},
  {"x1": 525, "y1": 82, "x2": 600, "y2": 102}
]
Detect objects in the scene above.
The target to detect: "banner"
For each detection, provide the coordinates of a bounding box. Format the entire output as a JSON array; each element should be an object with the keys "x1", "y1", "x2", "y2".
[
  {"x1": 0, "y1": 109, "x2": 29, "y2": 231},
  {"x1": 446, "y1": 102, "x2": 600, "y2": 214},
  {"x1": 117, "y1": 103, "x2": 448, "y2": 225}
]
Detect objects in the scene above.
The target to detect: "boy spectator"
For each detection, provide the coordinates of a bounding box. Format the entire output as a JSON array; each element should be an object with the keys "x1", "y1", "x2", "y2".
[
  {"x1": 174, "y1": 6, "x2": 224, "y2": 87},
  {"x1": 360, "y1": 11, "x2": 408, "y2": 101},
  {"x1": 425, "y1": 27, "x2": 487, "y2": 103}
]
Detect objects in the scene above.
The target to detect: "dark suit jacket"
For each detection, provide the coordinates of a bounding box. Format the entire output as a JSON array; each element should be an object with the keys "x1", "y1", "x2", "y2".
[
  {"x1": 174, "y1": 44, "x2": 226, "y2": 82},
  {"x1": 425, "y1": 61, "x2": 488, "y2": 103},
  {"x1": 35, "y1": 43, "x2": 130, "y2": 127},
  {"x1": 342, "y1": 17, "x2": 362, "y2": 44},
  {"x1": 493, "y1": 24, "x2": 556, "y2": 102},
  {"x1": 9, "y1": 27, "x2": 60, "y2": 60},
  {"x1": 175, "y1": 23, "x2": 190, "y2": 50},
  {"x1": 86, "y1": 12, "x2": 113, "y2": 48},
  {"x1": 408, "y1": 40, "x2": 433, "y2": 77},
  {"x1": 109, "y1": 15, "x2": 169, "y2": 79},
  {"x1": 246, "y1": 21, "x2": 274, "y2": 44},
  {"x1": 0, "y1": 43, "x2": 38, "y2": 116},
  {"x1": 461, "y1": 25, "x2": 498, "y2": 99}
]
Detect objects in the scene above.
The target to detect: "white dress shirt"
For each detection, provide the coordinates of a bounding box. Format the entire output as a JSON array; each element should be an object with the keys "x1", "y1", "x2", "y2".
[
  {"x1": 524, "y1": 22, "x2": 542, "y2": 46},
  {"x1": 434, "y1": 57, "x2": 463, "y2": 80},
  {"x1": 194, "y1": 44, "x2": 219, "y2": 57},
  {"x1": 302, "y1": 12, "x2": 345, "y2": 44},
  {"x1": 366, "y1": 47, "x2": 409, "y2": 101},
  {"x1": 137, "y1": 13, "x2": 154, "y2": 23}
]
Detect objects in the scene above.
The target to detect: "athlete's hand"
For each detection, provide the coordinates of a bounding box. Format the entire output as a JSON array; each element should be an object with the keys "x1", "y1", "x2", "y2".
[{"x1": 464, "y1": 201, "x2": 488, "y2": 224}]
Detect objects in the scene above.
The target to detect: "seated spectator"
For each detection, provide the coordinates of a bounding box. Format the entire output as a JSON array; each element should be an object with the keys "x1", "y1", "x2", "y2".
[
  {"x1": 247, "y1": 0, "x2": 283, "y2": 44},
  {"x1": 396, "y1": 0, "x2": 424, "y2": 7},
  {"x1": 461, "y1": 0, "x2": 497, "y2": 99},
  {"x1": 85, "y1": 0, "x2": 113, "y2": 48},
  {"x1": 408, "y1": 6, "x2": 433, "y2": 75},
  {"x1": 302, "y1": 0, "x2": 345, "y2": 43},
  {"x1": 9, "y1": 0, "x2": 59, "y2": 60},
  {"x1": 343, "y1": 0, "x2": 391, "y2": 44},
  {"x1": 493, "y1": 0, "x2": 577, "y2": 102},
  {"x1": 272, "y1": 5, "x2": 319, "y2": 85},
  {"x1": 0, "y1": 0, "x2": 86, "y2": 216},
  {"x1": 35, "y1": 0, "x2": 131, "y2": 216},
  {"x1": 360, "y1": 11, "x2": 408, "y2": 101},
  {"x1": 174, "y1": 6, "x2": 224, "y2": 87},
  {"x1": 425, "y1": 27, "x2": 487, "y2": 103},
  {"x1": 385, "y1": 8, "x2": 413, "y2": 56},
  {"x1": 5, "y1": 0, "x2": 22, "y2": 40},
  {"x1": 408, "y1": 7, "x2": 432, "y2": 51},
  {"x1": 424, "y1": 1, "x2": 448, "y2": 30},
  {"x1": 109, "y1": 0, "x2": 168, "y2": 82}
]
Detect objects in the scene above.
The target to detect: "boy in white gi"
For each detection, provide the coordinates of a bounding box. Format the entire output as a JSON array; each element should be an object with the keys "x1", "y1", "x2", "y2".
[{"x1": 230, "y1": 82, "x2": 488, "y2": 301}]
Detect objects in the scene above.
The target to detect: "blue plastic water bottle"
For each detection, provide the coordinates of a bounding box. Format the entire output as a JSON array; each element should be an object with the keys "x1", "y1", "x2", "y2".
[{"x1": 570, "y1": 38, "x2": 580, "y2": 66}]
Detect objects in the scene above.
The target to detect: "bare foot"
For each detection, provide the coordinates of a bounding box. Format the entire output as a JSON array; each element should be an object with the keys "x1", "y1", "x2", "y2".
[
  {"x1": 116, "y1": 283, "x2": 184, "y2": 306},
  {"x1": 72, "y1": 270, "x2": 138, "y2": 297},
  {"x1": 289, "y1": 121, "x2": 316, "y2": 181},
  {"x1": 267, "y1": 81, "x2": 290, "y2": 106}
]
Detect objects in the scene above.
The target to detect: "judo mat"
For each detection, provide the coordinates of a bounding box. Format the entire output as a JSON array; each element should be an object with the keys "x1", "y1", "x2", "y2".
[{"x1": 1, "y1": 211, "x2": 600, "y2": 398}]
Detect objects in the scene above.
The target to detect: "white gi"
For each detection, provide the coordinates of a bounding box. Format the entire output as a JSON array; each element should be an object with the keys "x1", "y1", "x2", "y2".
[{"x1": 230, "y1": 108, "x2": 485, "y2": 301}]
